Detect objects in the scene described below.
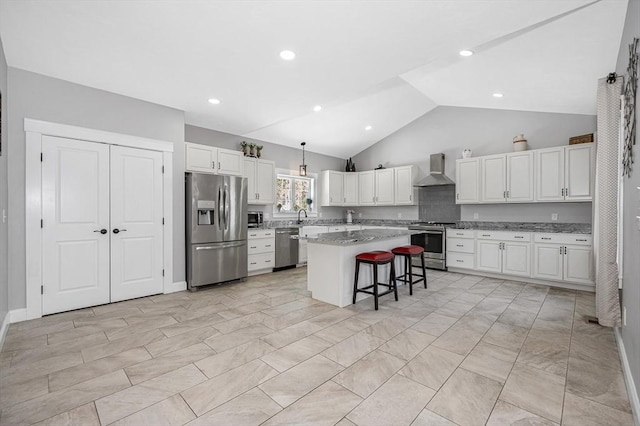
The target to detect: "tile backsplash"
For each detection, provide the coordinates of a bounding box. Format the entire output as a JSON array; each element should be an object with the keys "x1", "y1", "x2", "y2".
[{"x1": 418, "y1": 186, "x2": 460, "y2": 222}]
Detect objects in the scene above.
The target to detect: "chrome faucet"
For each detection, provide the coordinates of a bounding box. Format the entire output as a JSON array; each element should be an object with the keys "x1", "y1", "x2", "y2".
[{"x1": 297, "y1": 209, "x2": 308, "y2": 224}]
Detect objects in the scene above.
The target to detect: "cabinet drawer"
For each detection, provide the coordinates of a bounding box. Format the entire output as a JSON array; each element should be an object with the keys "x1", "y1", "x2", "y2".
[
  {"x1": 446, "y1": 229, "x2": 474, "y2": 239},
  {"x1": 476, "y1": 231, "x2": 531, "y2": 242},
  {"x1": 248, "y1": 229, "x2": 275, "y2": 239},
  {"x1": 447, "y1": 252, "x2": 474, "y2": 269},
  {"x1": 447, "y1": 238, "x2": 474, "y2": 253},
  {"x1": 248, "y1": 238, "x2": 275, "y2": 255},
  {"x1": 534, "y1": 233, "x2": 592, "y2": 245},
  {"x1": 248, "y1": 252, "x2": 274, "y2": 271}
]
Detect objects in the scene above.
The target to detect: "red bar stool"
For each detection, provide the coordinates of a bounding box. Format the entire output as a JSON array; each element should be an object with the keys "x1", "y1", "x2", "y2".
[
  {"x1": 353, "y1": 250, "x2": 398, "y2": 310},
  {"x1": 391, "y1": 245, "x2": 427, "y2": 295}
]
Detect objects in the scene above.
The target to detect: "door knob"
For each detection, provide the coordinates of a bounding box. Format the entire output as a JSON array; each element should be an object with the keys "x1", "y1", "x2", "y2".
[
  {"x1": 94, "y1": 229, "x2": 108, "y2": 234},
  {"x1": 113, "y1": 228, "x2": 127, "y2": 234}
]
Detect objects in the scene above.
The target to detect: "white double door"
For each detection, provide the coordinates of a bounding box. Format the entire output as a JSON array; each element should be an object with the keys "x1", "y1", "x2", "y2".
[{"x1": 42, "y1": 136, "x2": 164, "y2": 315}]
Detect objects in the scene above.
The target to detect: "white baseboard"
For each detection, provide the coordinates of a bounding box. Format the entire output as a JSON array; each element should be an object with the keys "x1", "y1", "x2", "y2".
[
  {"x1": 615, "y1": 328, "x2": 640, "y2": 426},
  {"x1": 165, "y1": 281, "x2": 186, "y2": 294},
  {"x1": 10, "y1": 309, "x2": 27, "y2": 323},
  {"x1": 0, "y1": 311, "x2": 10, "y2": 351}
]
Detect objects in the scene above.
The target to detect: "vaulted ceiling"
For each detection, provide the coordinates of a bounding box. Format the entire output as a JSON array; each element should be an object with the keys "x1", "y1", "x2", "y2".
[{"x1": 0, "y1": 0, "x2": 628, "y2": 158}]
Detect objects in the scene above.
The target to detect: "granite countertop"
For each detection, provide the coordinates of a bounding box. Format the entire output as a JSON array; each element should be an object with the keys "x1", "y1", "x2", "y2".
[
  {"x1": 307, "y1": 229, "x2": 417, "y2": 246},
  {"x1": 450, "y1": 221, "x2": 592, "y2": 234}
]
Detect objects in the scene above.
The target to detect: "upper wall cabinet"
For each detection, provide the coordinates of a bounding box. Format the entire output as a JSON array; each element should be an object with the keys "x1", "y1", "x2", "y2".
[
  {"x1": 394, "y1": 165, "x2": 417, "y2": 205},
  {"x1": 480, "y1": 152, "x2": 534, "y2": 203},
  {"x1": 319, "y1": 170, "x2": 345, "y2": 206},
  {"x1": 535, "y1": 143, "x2": 594, "y2": 202},
  {"x1": 244, "y1": 158, "x2": 275, "y2": 205},
  {"x1": 343, "y1": 173, "x2": 359, "y2": 205},
  {"x1": 185, "y1": 142, "x2": 244, "y2": 176},
  {"x1": 358, "y1": 171, "x2": 376, "y2": 206},
  {"x1": 375, "y1": 169, "x2": 395, "y2": 205},
  {"x1": 456, "y1": 158, "x2": 481, "y2": 204}
]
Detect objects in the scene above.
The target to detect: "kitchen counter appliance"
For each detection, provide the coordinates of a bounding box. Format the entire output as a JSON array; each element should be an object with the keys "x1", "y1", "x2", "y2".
[
  {"x1": 248, "y1": 210, "x2": 264, "y2": 228},
  {"x1": 186, "y1": 172, "x2": 248, "y2": 290},
  {"x1": 408, "y1": 222, "x2": 456, "y2": 271},
  {"x1": 275, "y1": 227, "x2": 299, "y2": 270}
]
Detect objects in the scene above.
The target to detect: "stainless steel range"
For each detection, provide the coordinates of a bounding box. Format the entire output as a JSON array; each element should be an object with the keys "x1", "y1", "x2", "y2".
[{"x1": 408, "y1": 222, "x2": 456, "y2": 271}]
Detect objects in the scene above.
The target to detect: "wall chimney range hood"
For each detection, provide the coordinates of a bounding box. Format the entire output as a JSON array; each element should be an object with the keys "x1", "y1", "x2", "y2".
[{"x1": 414, "y1": 153, "x2": 456, "y2": 186}]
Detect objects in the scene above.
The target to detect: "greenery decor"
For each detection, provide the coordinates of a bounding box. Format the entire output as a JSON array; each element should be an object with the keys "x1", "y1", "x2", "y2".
[{"x1": 623, "y1": 37, "x2": 638, "y2": 177}]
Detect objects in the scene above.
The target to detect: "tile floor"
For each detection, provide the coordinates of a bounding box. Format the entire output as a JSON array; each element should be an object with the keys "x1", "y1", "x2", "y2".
[{"x1": 0, "y1": 268, "x2": 634, "y2": 425}]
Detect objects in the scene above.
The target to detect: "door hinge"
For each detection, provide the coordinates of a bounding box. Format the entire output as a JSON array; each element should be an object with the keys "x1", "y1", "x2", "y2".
[
  {"x1": 40, "y1": 219, "x2": 43, "y2": 228},
  {"x1": 162, "y1": 269, "x2": 165, "y2": 277},
  {"x1": 162, "y1": 217, "x2": 165, "y2": 225},
  {"x1": 162, "y1": 165, "x2": 165, "y2": 174},
  {"x1": 41, "y1": 285, "x2": 43, "y2": 295},
  {"x1": 40, "y1": 153, "x2": 43, "y2": 162}
]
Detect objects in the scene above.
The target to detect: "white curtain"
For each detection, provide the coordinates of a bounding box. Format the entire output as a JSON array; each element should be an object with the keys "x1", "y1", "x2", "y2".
[{"x1": 594, "y1": 77, "x2": 622, "y2": 327}]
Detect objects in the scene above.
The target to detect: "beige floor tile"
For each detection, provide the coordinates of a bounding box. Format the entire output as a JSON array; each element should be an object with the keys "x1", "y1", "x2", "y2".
[
  {"x1": 411, "y1": 313, "x2": 458, "y2": 337},
  {"x1": 427, "y1": 368, "x2": 502, "y2": 426},
  {"x1": 313, "y1": 317, "x2": 370, "y2": 344},
  {"x1": 95, "y1": 364, "x2": 206, "y2": 425},
  {"x1": 434, "y1": 300, "x2": 477, "y2": 318},
  {"x1": 2, "y1": 351, "x2": 84, "y2": 387},
  {"x1": 431, "y1": 322, "x2": 484, "y2": 356},
  {"x1": 146, "y1": 325, "x2": 219, "y2": 357},
  {"x1": 333, "y1": 349, "x2": 406, "y2": 398},
  {"x1": 195, "y1": 339, "x2": 275, "y2": 378},
  {"x1": 182, "y1": 359, "x2": 278, "y2": 416},
  {"x1": 81, "y1": 328, "x2": 165, "y2": 362},
  {"x1": 106, "y1": 315, "x2": 178, "y2": 340},
  {"x1": 170, "y1": 303, "x2": 227, "y2": 323},
  {"x1": 160, "y1": 314, "x2": 225, "y2": 338},
  {"x1": 204, "y1": 324, "x2": 273, "y2": 352},
  {"x1": 347, "y1": 374, "x2": 435, "y2": 426},
  {"x1": 10, "y1": 332, "x2": 108, "y2": 366},
  {"x1": 508, "y1": 297, "x2": 544, "y2": 314},
  {"x1": 304, "y1": 306, "x2": 357, "y2": 328},
  {"x1": 260, "y1": 320, "x2": 324, "y2": 349},
  {"x1": 566, "y1": 356, "x2": 631, "y2": 413},
  {"x1": 497, "y1": 307, "x2": 537, "y2": 329},
  {"x1": 399, "y1": 345, "x2": 464, "y2": 390},
  {"x1": 517, "y1": 328, "x2": 570, "y2": 376},
  {"x1": 335, "y1": 418, "x2": 357, "y2": 426},
  {"x1": 15, "y1": 309, "x2": 94, "y2": 332},
  {"x1": 481, "y1": 321, "x2": 529, "y2": 351},
  {"x1": 72, "y1": 307, "x2": 143, "y2": 327},
  {"x1": 125, "y1": 342, "x2": 213, "y2": 384},
  {"x1": 32, "y1": 402, "x2": 100, "y2": 426},
  {"x1": 262, "y1": 299, "x2": 315, "y2": 317},
  {"x1": 264, "y1": 381, "x2": 362, "y2": 426},
  {"x1": 562, "y1": 392, "x2": 634, "y2": 426},
  {"x1": 185, "y1": 388, "x2": 281, "y2": 426},
  {"x1": 365, "y1": 316, "x2": 415, "y2": 340},
  {"x1": 259, "y1": 354, "x2": 344, "y2": 407},
  {"x1": 110, "y1": 394, "x2": 196, "y2": 426},
  {"x1": 460, "y1": 342, "x2": 518, "y2": 384},
  {"x1": 0, "y1": 375, "x2": 49, "y2": 410},
  {"x1": 411, "y1": 409, "x2": 457, "y2": 426},
  {"x1": 1, "y1": 334, "x2": 48, "y2": 352},
  {"x1": 49, "y1": 347, "x2": 151, "y2": 391},
  {"x1": 47, "y1": 318, "x2": 129, "y2": 345},
  {"x1": 486, "y1": 400, "x2": 558, "y2": 426},
  {"x1": 213, "y1": 312, "x2": 272, "y2": 334},
  {"x1": 7, "y1": 320, "x2": 75, "y2": 341},
  {"x1": 1, "y1": 370, "x2": 131, "y2": 425},
  {"x1": 322, "y1": 330, "x2": 386, "y2": 367},
  {"x1": 499, "y1": 362, "x2": 565, "y2": 423},
  {"x1": 261, "y1": 335, "x2": 332, "y2": 372},
  {"x1": 378, "y1": 328, "x2": 436, "y2": 362}
]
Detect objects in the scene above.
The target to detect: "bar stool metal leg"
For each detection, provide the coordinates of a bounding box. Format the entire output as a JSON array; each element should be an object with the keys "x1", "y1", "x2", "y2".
[{"x1": 353, "y1": 259, "x2": 360, "y2": 305}]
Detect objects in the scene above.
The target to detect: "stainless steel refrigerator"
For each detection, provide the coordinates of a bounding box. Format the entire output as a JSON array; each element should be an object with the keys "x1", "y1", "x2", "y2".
[{"x1": 186, "y1": 173, "x2": 248, "y2": 290}]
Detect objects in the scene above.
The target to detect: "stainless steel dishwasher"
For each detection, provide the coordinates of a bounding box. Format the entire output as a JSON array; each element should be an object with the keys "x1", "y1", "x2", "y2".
[{"x1": 275, "y1": 228, "x2": 299, "y2": 269}]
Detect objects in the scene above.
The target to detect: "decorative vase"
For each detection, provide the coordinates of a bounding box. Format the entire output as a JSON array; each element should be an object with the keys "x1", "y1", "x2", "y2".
[
  {"x1": 462, "y1": 149, "x2": 472, "y2": 159},
  {"x1": 513, "y1": 134, "x2": 528, "y2": 152},
  {"x1": 256, "y1": 149, "x2": 262, "y2": 158}
]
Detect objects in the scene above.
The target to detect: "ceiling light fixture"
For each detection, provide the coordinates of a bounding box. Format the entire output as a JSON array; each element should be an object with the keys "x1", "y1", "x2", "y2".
[
  {"x1": 299, "y1": 142, "x2": 307, "y2": 176},
  {"x1": 459, "y1": 49, "x2": 474, "y2": 57},
  {"x1": 280, "y1": 50, "x2": 296, "y2": 61},
  {"x1": 313, "y1": 105, "x2": 322, "y2": 112},
  {"x1": 208, "y1": 98, "x2": 221, "y2": 105},
  {"x1": 365, "y1": 125, "x2": 372, "y2": 131},
  {"x1": 492, "y1": 93, "x2": 504, "y2": 98}
]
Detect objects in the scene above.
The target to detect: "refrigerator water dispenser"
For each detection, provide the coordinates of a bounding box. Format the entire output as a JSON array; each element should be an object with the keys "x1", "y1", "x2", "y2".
[{"x1": 197, "y1": 200, "x2": 216, "y2": 225}]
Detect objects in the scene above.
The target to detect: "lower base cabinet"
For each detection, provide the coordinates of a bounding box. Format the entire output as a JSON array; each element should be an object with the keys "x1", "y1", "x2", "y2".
[
  {"x1": 533, "y1": 233, "x2": 593, "y2": 285},
  {"x1": 248, "y1": 229, "x2": 275, "y2": 274},
  {"x1": 475, "y1": 232, "x2": 531, "y2": 278}
]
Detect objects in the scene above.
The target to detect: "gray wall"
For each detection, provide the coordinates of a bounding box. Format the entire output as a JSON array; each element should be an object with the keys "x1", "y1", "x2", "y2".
[
  {"x1": 617, "y1": 0, "x2": 640, "y2": 410},
  {"x1": 7, "y1": 68, "x2": 186, "y2": 311},
  {"x1": 353, "y1": 105, "x2": 595, "y2": 222},
  {"x1": 0, "y1": 37, "x2": 8, "y2": 325},
  {"x1": 460, "y1": 203, "x2": 592, "y2": 223},
  {"x1": 185, "y1": 124, "x2": 346, "y2": 220}
]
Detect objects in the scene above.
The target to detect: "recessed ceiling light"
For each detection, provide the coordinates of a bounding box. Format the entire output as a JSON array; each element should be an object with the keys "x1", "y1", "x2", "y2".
[
  {"x1": 208, "y1": 98, "x2": 221, "y2": 105},
  {"x1": 459, "y1": 49, "x2": 474, "y2": 57},
  {"x1": 492, "y1": 93, "x2": 504, "y2": 98},
  {"x1": 365, "y1": 125, "x2": 372, "y2": 131},
  {"x1": 280, "y1": 50, "x2": 296, "y2": 61},
  {"x1": 313, "y1": 105, "x2": 322, "y2": 112}
]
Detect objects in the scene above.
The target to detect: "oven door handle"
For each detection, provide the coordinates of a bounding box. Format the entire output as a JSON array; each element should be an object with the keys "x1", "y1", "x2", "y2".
[{"x1": 419, "y1": 230, "x2": 444, "y2": 235}]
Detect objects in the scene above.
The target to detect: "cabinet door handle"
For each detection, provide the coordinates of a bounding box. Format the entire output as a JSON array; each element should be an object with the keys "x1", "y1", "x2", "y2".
[
  {"x1": 456, "y1": 193, "x2": 459, "y2": 200},
  {"x1": 456, "y1": 244, "x2": 464, "y2": 247},
  {"x1": 507, "y1": 190, "x2": 510, "y2": 198},
  {"x1": 576, "y1": 239, "x2": 587, "y2": 242},
  {"x1": 344, "y1": 197, "x2": 346, "y2": 202},
  {"x1": 515, "y1": 236, "x2": 524, "y2": 239},
  {"x1": 409, "y1": 194, "x2": 412, "y2": 201},
  {"x1": 541, "y1": 237, "x2": 551, "y2": 240},
  {"x1": 456, "y1": 259, "x2": 463, "y2": 263},
  {"x1": 561, "y1": 188, "x2": 565, "y2": 196},
  {"x1": 565, "y1": 188, "x2": 569, "y2": 197},
  {"x1": 564, "y1": 246, "x2": 567, "y2": 255},
  {"x1": 560, "y1": 246, "x2": 563, "y2": 255}
]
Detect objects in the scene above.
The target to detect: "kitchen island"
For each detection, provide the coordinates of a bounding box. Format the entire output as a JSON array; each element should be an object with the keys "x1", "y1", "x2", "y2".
[{"x1": 306, "y1": 229, "x2": 414, "y2": 307}]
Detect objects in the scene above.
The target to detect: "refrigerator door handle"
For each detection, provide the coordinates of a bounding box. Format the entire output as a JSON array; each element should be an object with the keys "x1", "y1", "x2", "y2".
[
  {"x1": 217, "y1": 186, "x2": 222, "y2": 231},
  {"x1": 224, "y1": 185, "x2": 230, "y2": 230},
  {"x1": 195, "y1": 241, "x2": 246, "y2": 250}
]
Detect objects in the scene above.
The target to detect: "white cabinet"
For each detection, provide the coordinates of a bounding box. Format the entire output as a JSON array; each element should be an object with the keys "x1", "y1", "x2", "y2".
[
  {"x1": 185, "y1": 142, "x2": 243, "y2": 176},
  {"x1": 358, "y1": 171, "x2": 376, "y2": 206},
  {"x1": 535, "y1": 143, "x2": 594, "y2": 202},
  {"x1": 244, "y1": 158, "x2": 275, "y2": 205},
  {"x1": 446, "y1": 229, "x2": 475, "y2": 269},
  {"x1": 319, "y1": 170, "x2": 344, "y2": 206},
  {"x1": 456, "y1": 158, "x2": 481, "y2": 204},
  {"x1": 475, "y1": 231, "x2": 531, "y2": 277},
  {"x1": 533, "y1": 233, "x2": 593, "y2": 285},
  {"x1": 481, "y1": 155, "x2": 507, "y2": 203},
  {"x1": 298, "y1": 226, "x2": 329, "y2": 264},
  {"x1": 343, "y1": 173, "x2": 359, "y2": 205},
  {"x1": 507, "y1": 152, "x2": 534, "y2": 202},
  {"x1": 375, "y1": 169, "x2": 395, "y2": 205},
  {"x1": 394, "y1": 165, "x2": 417, "y2": 205},
  {"x1": 248, "y1": 229, "x2": 275, "y2": 274}
]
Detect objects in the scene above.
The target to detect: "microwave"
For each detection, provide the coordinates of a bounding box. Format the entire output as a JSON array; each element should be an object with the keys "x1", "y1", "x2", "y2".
[{"x1": 248, "y1": 211, "x2": 264, "y2": 228}]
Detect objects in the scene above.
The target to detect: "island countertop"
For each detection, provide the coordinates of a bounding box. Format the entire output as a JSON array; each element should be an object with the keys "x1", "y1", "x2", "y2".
[{"x1": 307, "y1": 229, "x2": 417, "y2": 246}]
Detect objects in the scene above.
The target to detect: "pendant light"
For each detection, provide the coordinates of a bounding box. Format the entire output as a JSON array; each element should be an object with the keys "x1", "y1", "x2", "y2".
[{"x1": 299, "y1": 142, "x2": 307, "y2": 176}]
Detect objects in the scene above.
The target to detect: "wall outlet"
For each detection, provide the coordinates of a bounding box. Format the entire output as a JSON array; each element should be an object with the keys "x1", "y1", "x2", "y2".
[
  {"x1": 551, "y1": 213, "x2": 558, "y2": 221},
  {"x1": 397, "y1": 212, "x2": 402, "y2": 219},
  {"x1": 358, "y1": 213, "x2": 362, "y2": 218},
  {"x1": 623, "y1": 306, "x2": 627, "y2": 327},
  {"x1": 473, "y1": 212, "x2": 479, "y2": 219}
]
